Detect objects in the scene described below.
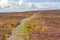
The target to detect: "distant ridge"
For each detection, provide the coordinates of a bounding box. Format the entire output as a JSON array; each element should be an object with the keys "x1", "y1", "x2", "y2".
[
  {"x1": 0, "y1": 9, "x2": 60, "y2": 13},
  {"x1": 0, "y1": 10, "x2": 60, "y2": 16}
]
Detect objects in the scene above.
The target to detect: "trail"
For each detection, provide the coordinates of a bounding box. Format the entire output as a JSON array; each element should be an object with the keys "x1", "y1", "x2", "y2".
[{"x1": 6, "y1": 14, "x2": 37, "y2": 40}]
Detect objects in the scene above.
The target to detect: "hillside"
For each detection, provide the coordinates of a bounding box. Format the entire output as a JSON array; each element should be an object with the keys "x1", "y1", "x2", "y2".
[{"x1": 0, "y1": 10, "x2": 60, "y2": 40}]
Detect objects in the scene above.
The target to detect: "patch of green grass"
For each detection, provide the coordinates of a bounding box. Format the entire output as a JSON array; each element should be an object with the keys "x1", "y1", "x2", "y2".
[{"x1": 56, "y1": 13, "x2": 60, "y2": 16}]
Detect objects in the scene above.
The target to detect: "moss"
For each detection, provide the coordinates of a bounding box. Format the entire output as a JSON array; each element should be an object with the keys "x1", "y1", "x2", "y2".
[{"x1": 55, "y1": 13, "x2": 60, "y2": 16}]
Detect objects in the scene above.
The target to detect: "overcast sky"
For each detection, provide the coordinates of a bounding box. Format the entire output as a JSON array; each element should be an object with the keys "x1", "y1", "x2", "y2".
[{"x1": 0, "y1": 0, "x2": 60, "y2": 12}]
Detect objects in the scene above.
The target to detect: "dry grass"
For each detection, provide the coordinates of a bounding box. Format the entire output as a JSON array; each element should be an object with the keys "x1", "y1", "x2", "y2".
[{"x1": 0, "y1": 10, "x2": 60, "y2": 40}]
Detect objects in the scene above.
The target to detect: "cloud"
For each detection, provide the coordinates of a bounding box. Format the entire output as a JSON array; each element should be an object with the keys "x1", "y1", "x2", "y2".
[
  {"x1": 19, "y1": 0, "x2": 24, "y2": 5},
  {"x1": 0, "y1": 0, "x2": 19, "y2": 8},
  {"x1": 0, "y1": 0, "x2": 60, "y2": 12},
  {"x1": 18, "y1": 1, "x2": 60, "y2": 11},
  {"x1": 0, "y1": 0, "x2": 9, "y2": 8}
]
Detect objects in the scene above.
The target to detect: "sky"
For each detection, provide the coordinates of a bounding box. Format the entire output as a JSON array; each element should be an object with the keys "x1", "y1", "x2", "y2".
[{"x1": 0, "y1": 0, "x2": 60, "y2": 12}]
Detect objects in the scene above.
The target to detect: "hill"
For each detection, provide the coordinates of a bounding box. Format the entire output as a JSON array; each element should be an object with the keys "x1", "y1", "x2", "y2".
[{"x1": 0, "y1": 10, "x2": 60, "y2": 40}]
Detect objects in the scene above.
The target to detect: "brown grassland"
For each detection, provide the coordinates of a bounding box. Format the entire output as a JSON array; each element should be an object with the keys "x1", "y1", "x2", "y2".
[{"x1": 0, "y1": 10, "x2": 60, "y2": 40}]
